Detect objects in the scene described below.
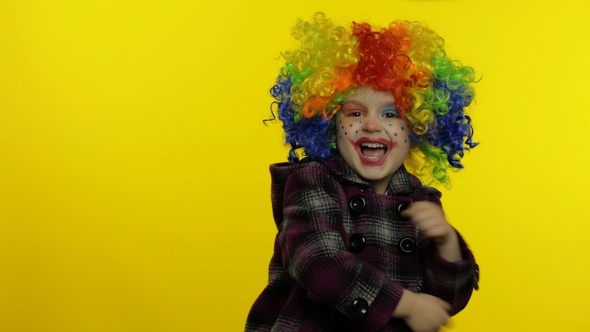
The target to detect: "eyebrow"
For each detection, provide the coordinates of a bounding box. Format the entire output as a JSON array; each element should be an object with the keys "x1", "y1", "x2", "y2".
[{"x1": 341, "y1": 100, "x2": 365, "y2": 109}]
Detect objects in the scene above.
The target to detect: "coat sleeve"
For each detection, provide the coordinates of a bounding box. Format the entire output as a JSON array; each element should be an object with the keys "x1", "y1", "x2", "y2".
[
  {"x1": 280, "y1": 164, "x2": 404, "y2": 331},
  {"x1": 418, "y1": 190, "x2": 479, "y2": 315}
]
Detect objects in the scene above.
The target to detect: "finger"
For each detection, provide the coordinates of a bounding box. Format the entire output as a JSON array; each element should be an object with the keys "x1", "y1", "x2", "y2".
[
  {"x1": 403, "y1": 204, "x2": 443, "y2": 220},
  {"x1": 399, "y1": 201, "x2": 426, "y2": 216},
  {"x1": 413, "y1": 218, "x2": 445, "y2": 237},
  {"x1": 400, "y1": 206, "x2": 412, "y2": 218},
  {"x1": 401, "y1": 206, "x2": 434, "y2": 221},
  {"x1": 409, "y1": 211, "x2": 448, "y2": 230},
  {"x1": 418, "y1": 223, "x2": 449, "y2": 237},
  {"x1": 407, "y1": 200, "x2": 439, "y2": 211}
]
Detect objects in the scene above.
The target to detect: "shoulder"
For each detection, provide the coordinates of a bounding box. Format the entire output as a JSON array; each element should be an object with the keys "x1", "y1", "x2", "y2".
[
  {"x1": 270, "y1": 157, "x2": 328, "y2": 177},
  {"x1": 417, "y1": 185, "x2": 442, "y2": 204},
  {"x1": 270, "y1": 159, "x2": 345, "y2": 208},
  {"x1": 284, "y1": 159, "x2": 338, "y2": 193}
]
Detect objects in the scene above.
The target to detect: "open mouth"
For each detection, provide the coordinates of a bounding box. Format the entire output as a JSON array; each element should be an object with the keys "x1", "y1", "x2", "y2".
[
  {"x1": 360, "y1": 142, "x2": 388, "y2": 159},
  {"x1": 350, "y1": 138, "x2": 396, "y2": 166}
]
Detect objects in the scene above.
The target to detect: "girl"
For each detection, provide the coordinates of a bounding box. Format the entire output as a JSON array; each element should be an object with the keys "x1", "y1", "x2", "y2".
[{"x1": 246, "y1": 13, "x2": 479, "y2": 332}]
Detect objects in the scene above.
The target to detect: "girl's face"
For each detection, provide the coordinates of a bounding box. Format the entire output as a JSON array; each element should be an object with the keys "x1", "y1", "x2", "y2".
[{"x1": 335, "y1": 86, "x2": 411, "y2": 194}]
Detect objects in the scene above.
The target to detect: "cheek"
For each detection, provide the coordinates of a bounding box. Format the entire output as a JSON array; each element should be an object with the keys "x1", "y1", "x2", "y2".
[
  {"x1": 337, "y1": 119, "x2": 360, "y2": 141},
  {"x1": 384, "y1": 122, "x2": 410, "y2": 143}
]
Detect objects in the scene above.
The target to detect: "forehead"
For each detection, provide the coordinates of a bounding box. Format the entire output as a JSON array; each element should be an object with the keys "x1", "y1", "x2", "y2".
[{"x1": 344, "y1": 86, "x2": 395, "y2": 105}]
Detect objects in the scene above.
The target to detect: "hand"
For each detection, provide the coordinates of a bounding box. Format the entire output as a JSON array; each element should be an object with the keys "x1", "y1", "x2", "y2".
[
  {"x1": 401, "y1": 201, "x2": 461, "y2": 262},
  {"x1": 400, "y1": 201, "x2": 454, "y2": 246},
  {"x1": 394, "y1": 290, "x2": 451, "y2": 332}
]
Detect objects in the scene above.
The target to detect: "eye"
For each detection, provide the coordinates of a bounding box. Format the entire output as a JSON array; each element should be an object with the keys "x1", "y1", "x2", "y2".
[
  {"x1": 382, "y1": 108, "x2": 400, "y2": 119},
  {"x1": 341, "y1": 107, "x2": 364, "y2": 117},
  {"x1": 341, "y1": 101, "x2": 365, "y2": 118}
]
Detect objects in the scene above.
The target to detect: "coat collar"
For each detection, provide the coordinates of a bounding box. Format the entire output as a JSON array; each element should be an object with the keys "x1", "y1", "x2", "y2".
[{"x1": 315, "y1": 152, "x2": 423, "y2": 196}]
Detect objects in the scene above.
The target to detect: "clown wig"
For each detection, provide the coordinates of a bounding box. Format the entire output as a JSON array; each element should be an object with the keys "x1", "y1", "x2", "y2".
[{"x1": 270, "y1": 12, "x2": 478, "y2": 185}]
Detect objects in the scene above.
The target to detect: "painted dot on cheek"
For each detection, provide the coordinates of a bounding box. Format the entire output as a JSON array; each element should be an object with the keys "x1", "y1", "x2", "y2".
[
  {"x1": 355, "y1": 130, "x2": 358, "y2": 134},
  {"x1": 394, "y1": 133, "x2": 397, "y2": 136},
  {"x1": 349, "y1": 124, "x2": 352, "y2": 127}
]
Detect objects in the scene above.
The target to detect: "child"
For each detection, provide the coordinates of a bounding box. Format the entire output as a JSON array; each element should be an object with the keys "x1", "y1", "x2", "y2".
[{"x1": 246, "y1": 12, "x2": 479, "y2": 332}]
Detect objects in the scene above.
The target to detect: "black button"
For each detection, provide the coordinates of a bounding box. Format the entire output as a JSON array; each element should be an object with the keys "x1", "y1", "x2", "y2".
[
  {"x1": 351, "y1": 298, "x2": 368, "y2": 319},
  {"x1": 359, "y1": 186, "x2": 367, "y2": 193},
  {"x1": 396, "y1": 202, "x2": 410, "y2": 220},
  {"x1": 349, "y1": 233, "x2": 366, "y2": 253},
  {"x1": 399, "y1": 237, "x2": 416, "y2": 253},
  {"x1": 349, "y1": 195, "x2": 367, "y2": 215}
]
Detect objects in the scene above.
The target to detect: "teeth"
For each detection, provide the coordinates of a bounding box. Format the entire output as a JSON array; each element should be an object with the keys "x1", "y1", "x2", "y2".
[{"x1": 360, "y1": 142, "x2": 386, "y2": 148}]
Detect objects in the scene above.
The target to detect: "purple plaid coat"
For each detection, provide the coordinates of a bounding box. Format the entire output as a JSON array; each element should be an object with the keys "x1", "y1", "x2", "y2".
[{"x1": 246, "y1": 155, "x2": 478, "y2": 332}]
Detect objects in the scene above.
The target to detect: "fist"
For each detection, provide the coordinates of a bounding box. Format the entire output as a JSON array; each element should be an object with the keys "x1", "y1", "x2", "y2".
[{"x1": 400, "y1": 201, "x2": 454, "y2": 246}]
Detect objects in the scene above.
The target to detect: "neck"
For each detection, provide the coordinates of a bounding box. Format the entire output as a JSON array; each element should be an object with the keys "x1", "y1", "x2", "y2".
[{"x1": 372, "y1": 178, "x2": 390, "y2": 195}]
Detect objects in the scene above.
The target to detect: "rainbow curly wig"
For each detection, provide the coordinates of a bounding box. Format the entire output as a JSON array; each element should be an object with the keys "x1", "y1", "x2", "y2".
[{"x1": 270, "y1": 12, "x2": 478, "y2": 185}]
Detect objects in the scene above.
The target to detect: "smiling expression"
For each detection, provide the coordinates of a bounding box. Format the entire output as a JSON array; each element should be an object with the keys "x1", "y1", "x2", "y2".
[{"x1": 335, "y1": 86, "x2": 411, "y2": 194}]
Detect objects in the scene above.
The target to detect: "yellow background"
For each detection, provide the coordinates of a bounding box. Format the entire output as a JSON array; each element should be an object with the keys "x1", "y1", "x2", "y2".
[{"x1": 1, "y1": 0, "x2": 589, "y2": 331}]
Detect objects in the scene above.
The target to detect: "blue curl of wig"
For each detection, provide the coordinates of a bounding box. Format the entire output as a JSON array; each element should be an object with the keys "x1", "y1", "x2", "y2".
[
  {"x1": 271, "y1": 75, "x2": 334, "y2": 162},
  {"x1": 422, "y1": 80, "x2": 478, "y2": 168}
]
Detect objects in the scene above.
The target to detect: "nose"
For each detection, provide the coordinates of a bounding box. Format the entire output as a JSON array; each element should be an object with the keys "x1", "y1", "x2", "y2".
[{"x1": 363, "y1": 115, "x2": 381, "y2": 132}]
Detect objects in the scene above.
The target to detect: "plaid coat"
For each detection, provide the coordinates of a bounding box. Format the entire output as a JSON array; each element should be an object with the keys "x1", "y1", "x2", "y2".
[{"x1": 246, "y1": 155, "x2": 478, "y2": 332}]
